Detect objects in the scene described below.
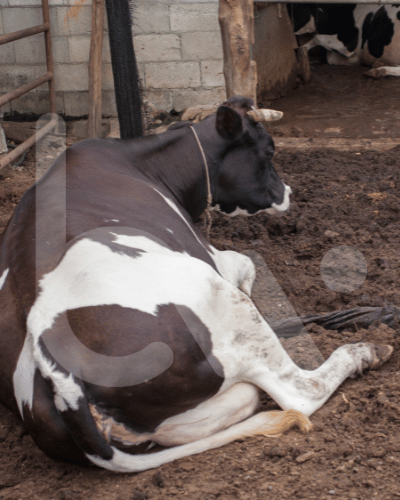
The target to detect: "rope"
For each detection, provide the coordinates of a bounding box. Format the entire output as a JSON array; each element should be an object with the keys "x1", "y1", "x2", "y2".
[{"x1": 189, "y1": 126, "x2": 213, "y2": 238}]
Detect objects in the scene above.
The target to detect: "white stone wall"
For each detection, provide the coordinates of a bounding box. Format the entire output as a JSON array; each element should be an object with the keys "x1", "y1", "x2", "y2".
[{"x1": 0, "y1": 0, "x2": 226, "y2": 117}]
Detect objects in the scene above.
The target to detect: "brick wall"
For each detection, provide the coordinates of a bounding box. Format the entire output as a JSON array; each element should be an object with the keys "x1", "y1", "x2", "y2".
[{"x1": 0, "y1": 0, "x2": 226, "y2": 118}]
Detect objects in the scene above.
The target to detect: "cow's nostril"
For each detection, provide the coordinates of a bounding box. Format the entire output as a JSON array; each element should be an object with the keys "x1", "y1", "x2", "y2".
[{"x1": 271, "y1": 184, "x2": 291, "y2": 212}]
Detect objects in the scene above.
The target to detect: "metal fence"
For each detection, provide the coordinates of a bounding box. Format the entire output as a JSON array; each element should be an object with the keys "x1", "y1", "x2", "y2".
[{"x1": 0, "y1": 0, "x2": 57, "y2": 171}]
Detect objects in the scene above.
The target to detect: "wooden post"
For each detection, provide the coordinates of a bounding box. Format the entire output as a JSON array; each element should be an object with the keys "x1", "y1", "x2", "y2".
[
  {"x1": 219, "y1": 0, "x2": 257, "y2": 103},
  {"x1": 88, "y1": 0, "x2": 105, "y2": 139}
]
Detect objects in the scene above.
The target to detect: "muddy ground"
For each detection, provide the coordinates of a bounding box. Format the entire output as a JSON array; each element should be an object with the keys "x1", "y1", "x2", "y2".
[{"x1": 0, "y1": 133, "x2": 399, "y2": 500}]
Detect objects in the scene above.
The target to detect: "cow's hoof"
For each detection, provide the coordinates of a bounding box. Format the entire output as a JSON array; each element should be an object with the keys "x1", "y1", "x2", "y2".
[
  {"x1": 349, "y1": 343, "x2": 393, "y2": 376},
  {"x1": 365, "y1": 68, "x2": 386, "y2": 79},
  {"x1": 356, "y1": 343, "x2": 393, "y2": 373},
  {"x1": 369, "y1": 343, "x2": 393, "y2": 369}
]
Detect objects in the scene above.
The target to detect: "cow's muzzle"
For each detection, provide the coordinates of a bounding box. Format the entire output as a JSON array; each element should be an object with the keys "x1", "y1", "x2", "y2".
[{"x1": 266, "y1": 184, "x2": 292, "y2": 214}]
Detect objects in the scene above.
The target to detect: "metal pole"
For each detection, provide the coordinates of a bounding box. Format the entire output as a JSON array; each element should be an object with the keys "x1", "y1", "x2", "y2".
[
  {"x1": 0, "y1": 23, "x2": 50, "y2": 45},
  {"x1": 0, "y1": 73, "x2": 53, "y2": 107},
  {"x1": 0, "y1": 117, "x2": 57, "y2": 171},
  {"x1": 0, "y1": 0, "x2": 57, "y2": 170}
]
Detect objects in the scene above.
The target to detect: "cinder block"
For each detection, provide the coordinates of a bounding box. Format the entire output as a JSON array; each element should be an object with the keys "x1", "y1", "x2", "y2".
[
  {"x1": 10, "y1": 91, "x2": 64, "y2": 115},
  {"x1": 182, "y1": 32, "x2": 223, "y2": 61},
  {"x1": 172, "y1": 87, "x2": 226, "y2": 111},
  {"x1": 0, "y1": 0, "x2": 9, "y2": 7},
  {"x1": 49, "y1": 6, "x2": 58, "y2": 36},
  {"x1": 64, "y1": 0, "x2": 90, "y2": 5},
  {"x1": 55, "y1": 6, "x2": 91, "y2": 36},
  {"x1": 0, "y1": 65, "x2": 35, "y2": 92},
  {"x1": 132, "y1": 4, "x2": 170, "y2": 35},
  {"x1": 0, "y1": 41, "x2": 15, "y2": 63},
  {"x1": 52, "y1": 37, "x2": 69, "y2": 63},
  {"x1": 102, "y1": 90, "x2": 117, "y2": 117},
  {"x1": 3, "y1": 7, "x2": 43, "y2": 33},
  {"x1": 145, "y1": 62, "x2": 200, "y2": 89},
  {"x1": 102, "y1": 35, "x2": 111, "y2": 63},
  {"x1": 135, "y1": 0, "x2": 170, "y2": 4},
  {"x1": 201, "y1": 60, "x2": 224, "y2": 87},
  {"x1": 69, "y1": 36, "x2": 90, "y2": 63},
  {"x1": 134, "y1": 34, "x2": 181, "y2": 63},
  {"x1": 34, "y1": 66, "x2": 49, "y2": 91},
  {"x1": 9, "y1": 0, "x2": 41, "y2": 5},
  {"x1": 64, "y1": 91, "x2": 89, "y2": 117},
  {"x1": 144, "y1": 89, "x2": 173, "y2": 113},
  {"x1": 170, "y1": 4, "x2": 219, "y2": 32},
  {"x1": 54, "y1": 64, "x2": 88, "y2": 91},
  {"x1": 103, "y1": 3, "x2": 108, "y2": 32},
  {"x1": 0, "y1": 9, "x2": 3, "y2": 33},
  {"x1": 49, "y1": 0, "x2": 65, "y2": 5},
  {"x1": 14, "y1": 32, "x2": 46, "y2": 64},
  {"x1": 177, "y1": 0, "x2": 218, "y2": 2},
  {"x1": 101, "y1": 63, "x2": 114, "y2": 91},
  {"x1": 1, "y1": 102, "x2": 11, "y2": 115},
  {"x1": 137, "y1": 63, "x2": 145, "y2": 83}
]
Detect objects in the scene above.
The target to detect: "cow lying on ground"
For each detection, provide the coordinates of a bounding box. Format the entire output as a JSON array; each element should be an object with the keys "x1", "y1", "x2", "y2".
[
  {"x1": 291, "y1": 4, "x2": 400, "y2": 78},
  {"x1": 0, "y1": 96, "x2": 392, "y2": 472}
]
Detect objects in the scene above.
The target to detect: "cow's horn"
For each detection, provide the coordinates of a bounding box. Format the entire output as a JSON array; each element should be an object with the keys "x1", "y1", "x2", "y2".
[{"x1": 247, "y1": 109, "x2": 283, "y2": 122}]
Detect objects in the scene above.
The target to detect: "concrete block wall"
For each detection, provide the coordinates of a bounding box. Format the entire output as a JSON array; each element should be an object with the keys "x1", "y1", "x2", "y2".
[{"x1": 0, "y1": 0, "x2": 226, "y2": 118}]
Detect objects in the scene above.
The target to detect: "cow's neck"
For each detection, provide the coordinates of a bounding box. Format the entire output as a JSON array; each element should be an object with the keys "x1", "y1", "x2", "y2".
[{"x1": 133, "y1": 123, "x2": 221, "y2": 222}]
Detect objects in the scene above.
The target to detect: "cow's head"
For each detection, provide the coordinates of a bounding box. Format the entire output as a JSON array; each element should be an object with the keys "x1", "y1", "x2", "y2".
[{"x1": 207, "y1": 96, "x2": 291, "y2": 217}]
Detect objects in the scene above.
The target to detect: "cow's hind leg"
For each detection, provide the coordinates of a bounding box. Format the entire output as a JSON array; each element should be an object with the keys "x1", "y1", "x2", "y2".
[
  {"x1": 249, "y1": 341, "x2": 393, "y2": 417},
  {"x1": 205, "y1": 281, "x2": 393, "y2": 419}
]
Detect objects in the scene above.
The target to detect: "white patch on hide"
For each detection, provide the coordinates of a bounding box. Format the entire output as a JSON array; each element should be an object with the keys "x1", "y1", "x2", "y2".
[
  {"x1": 152, "y1": 187, "x2": 206, "y2": 248},
  {"x1": 13, "y1": 333, "x2": 36, "y2": 417},
  {"x1": 0, "y1": 268, "x2": 9, "y2": 290},
  {"x1": 51, "y1": 371, "x2": 83, "y2": 412},
  {"x1": 295, "y1": 17, "x2": 316, "y2": 35}
]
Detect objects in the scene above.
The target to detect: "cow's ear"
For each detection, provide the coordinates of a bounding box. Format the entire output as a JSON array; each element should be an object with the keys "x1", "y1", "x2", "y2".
[{"x1": 216, "y1": 105, "x2": 243, "y2": 140}]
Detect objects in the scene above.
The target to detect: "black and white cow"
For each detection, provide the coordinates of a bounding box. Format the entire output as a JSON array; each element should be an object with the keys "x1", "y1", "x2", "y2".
[
  {"x1": 292, "y1": 4, "x2": 400, "y2": 77},
  {"x1": 0, "y1": 96, "x2": 392, "y2": 472}
]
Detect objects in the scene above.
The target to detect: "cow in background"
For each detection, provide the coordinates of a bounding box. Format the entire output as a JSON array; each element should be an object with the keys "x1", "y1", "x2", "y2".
[{"x1": 291, "y1": 4, "x2": 400, "y2": 78}]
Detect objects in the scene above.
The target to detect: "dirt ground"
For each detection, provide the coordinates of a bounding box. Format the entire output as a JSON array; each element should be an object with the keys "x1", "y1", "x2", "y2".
[
  {"x1": 267, "y1": 65, "x2": 400, "y2": 141},
  {"x1": 0, "y1": 67, "x2": 400, "y2": 499}
]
